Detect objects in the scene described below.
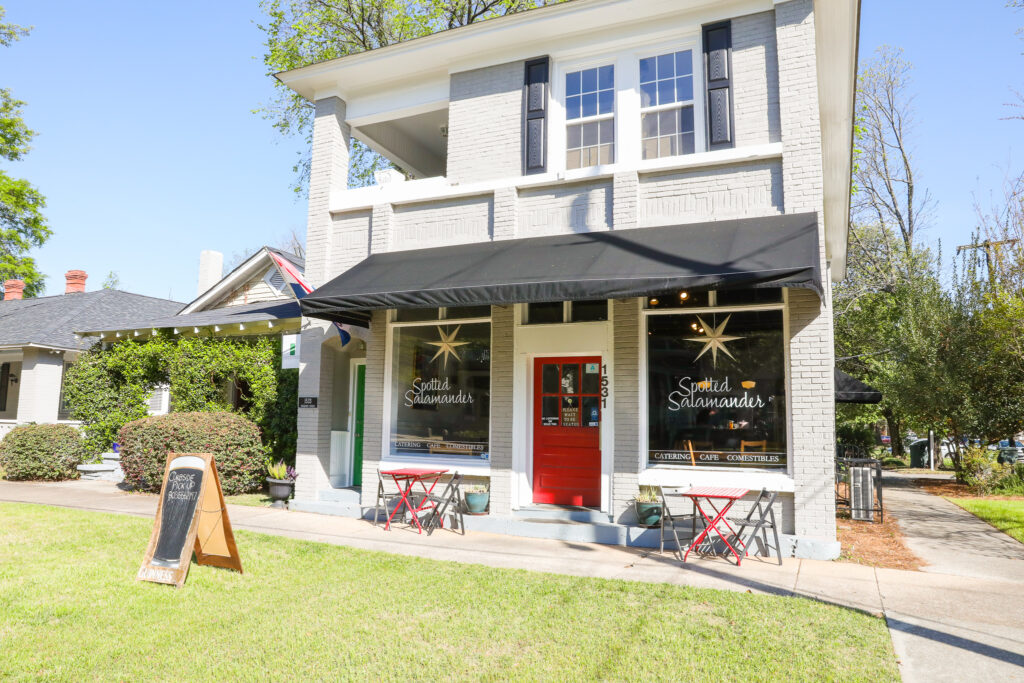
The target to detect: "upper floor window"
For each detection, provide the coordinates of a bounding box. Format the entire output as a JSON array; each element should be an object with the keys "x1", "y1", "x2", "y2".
[
  {"x1": 565, "y1": 65, "x2": 615, "y2": 169},
  {"x1": 640, "y1": 50, "x2": 696, "y2": 160}
]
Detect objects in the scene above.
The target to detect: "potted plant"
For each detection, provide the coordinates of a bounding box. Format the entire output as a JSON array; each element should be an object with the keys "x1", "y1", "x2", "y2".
[
  {"x1": 634, "y1": 485, "x2": 662, "y2": 527},
  {"x1": 464, "y1": 484, "x2": 490, "y2": 514},
  {"x1": 266, "y1": 461, "x2": 297, "y2": 509}
]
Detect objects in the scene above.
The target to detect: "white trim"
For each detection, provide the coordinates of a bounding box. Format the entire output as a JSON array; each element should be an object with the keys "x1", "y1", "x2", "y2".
[
  {"x1": 381, "y1": 314, "x2": 494, "y2": 468},
  {"x1": 330, "y1": 142, "x2": 783, "y2": 213},
  {"x1": 638, "y1": 292, "x2": 792, "y2": 478},
  {"x1": 512, "y1": 313, "x2": 614, "y2": 512}
]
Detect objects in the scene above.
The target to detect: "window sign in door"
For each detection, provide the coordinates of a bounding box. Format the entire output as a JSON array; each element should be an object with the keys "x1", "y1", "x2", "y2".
[{"x1": 538, "y1": 361, "x2": 601, "y2": 428}]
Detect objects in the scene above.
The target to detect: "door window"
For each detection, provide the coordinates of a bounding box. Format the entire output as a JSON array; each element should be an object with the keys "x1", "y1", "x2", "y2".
[{"x1": 538, "y1": 360, "x2": 601, "y2": 428}]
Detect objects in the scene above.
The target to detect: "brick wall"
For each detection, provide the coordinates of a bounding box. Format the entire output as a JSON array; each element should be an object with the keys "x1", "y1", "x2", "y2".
[
  {"x1": 518, "y1": 180, "x2": 613, "y2": 237},
  {"x1": 611, "y1": 298, "x2": 641, "y2": 522},
  {"x1": 305, "y1": 97, "x2": 350, "y2": 288},
  {"x1": 448, "y1": 61, "x2": 523, "y2": 184},
  {"x1": 776, "y1": 0, "x2": 835, "y2": 542},
  {"x1": 733, "y1": 10, "x2": 781, "y2": 146},
  {"x1": 359, "y1": 311, "x2": 388, "y2": 508},
  {"x1": 638, "y1": 160, "x2": 783, "y2": 226},
  {"x1": 392, "y1": 195, "x2": 494, "y2": 249},
  {"x1": 489, "y1": 305, "x2": 515, "y2": 514},
  {"x1": 329, "y1": 211, "x2": 371, "y2": 280}
]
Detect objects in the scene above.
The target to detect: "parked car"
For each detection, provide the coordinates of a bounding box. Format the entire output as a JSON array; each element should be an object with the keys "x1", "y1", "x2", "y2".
[
  {"x1": 997, "y1": 447, "x2": 1024, "y2": 465},
  {"x1": 998, "y1": 439, "x2": 1024, "y2": 449}
]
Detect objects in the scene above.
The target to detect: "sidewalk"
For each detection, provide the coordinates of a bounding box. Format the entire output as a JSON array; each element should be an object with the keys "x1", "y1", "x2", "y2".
[{"x1": 2, "y1": 479, "x2": 1023, "y2": 682}]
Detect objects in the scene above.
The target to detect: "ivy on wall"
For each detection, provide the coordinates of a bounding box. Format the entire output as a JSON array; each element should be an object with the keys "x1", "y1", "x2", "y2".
[{"x1": 64, "y1": 334, "x2": 298, "y2": 462}]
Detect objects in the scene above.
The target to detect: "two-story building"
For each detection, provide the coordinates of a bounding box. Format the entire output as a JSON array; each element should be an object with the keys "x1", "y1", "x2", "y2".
[{"x1": 278, "y1": 0, "x2": 859, "y2": 559}]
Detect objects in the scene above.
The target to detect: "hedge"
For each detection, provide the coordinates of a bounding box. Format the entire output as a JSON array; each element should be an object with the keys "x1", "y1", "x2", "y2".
[
  {"x1": 118, "y1": 412, "x2": 267, "y2": 495},
  {"x1": 0, "y1": 424, "x2": 87, "y2": 481}
]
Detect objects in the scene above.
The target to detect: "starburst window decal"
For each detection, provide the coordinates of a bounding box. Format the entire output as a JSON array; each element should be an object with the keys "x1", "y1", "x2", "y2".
[
  {"x1": 426, "y1": 325, "x2": 469, "y2": 369},
  {"x1": 683, "y1": 315, "x2": 744, "y2": 367}
]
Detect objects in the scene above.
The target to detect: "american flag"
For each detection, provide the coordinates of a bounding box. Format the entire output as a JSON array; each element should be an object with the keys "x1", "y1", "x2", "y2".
[{"x1": 269, "y1": 250, "x2": 357, "y2": 346}]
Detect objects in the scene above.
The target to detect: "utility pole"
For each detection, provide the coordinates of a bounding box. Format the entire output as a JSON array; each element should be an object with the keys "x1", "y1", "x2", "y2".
[{"x1": 956, "y1": 238, "x2": 1019, "y2": 287}]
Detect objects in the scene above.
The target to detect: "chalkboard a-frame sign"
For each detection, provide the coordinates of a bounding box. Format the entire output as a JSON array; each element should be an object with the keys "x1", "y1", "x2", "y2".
[{"x1": 137, "y1": 452, "x2": 243, "y2": 587}]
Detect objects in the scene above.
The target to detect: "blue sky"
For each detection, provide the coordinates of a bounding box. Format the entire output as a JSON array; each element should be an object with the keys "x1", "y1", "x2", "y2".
[{"x1": 2, "y1": 0, "x2": 1023, "y2": 301}]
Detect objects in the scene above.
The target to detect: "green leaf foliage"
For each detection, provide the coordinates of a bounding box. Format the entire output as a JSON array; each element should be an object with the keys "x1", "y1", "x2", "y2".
[
  {"x1": 118, "y1": 412, "x2": 267, "y2": 495},
  {"x1": 0, "y1": 423, "x2": 87, "y2": 480},
  {"x1": 0, "y1": 7, "x2": 49, "y2": 297},
  {"x1": 64, "y1": 335, "x2": 297, "y2": 463},
  {"x1": 255, "y1": 0, "x2": 568, "y2": 192}
]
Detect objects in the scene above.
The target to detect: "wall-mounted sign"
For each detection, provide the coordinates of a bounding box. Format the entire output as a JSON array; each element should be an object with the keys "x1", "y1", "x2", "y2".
[
  {"x1": 281, "y1": 333, "x2": 300, "y2": 370},
  {"x1": 137, "y1": 452, "x2": 242, "y2": 588},
  {"x1": 298, "y1": 396, "x2": 318, "y2": 408}
]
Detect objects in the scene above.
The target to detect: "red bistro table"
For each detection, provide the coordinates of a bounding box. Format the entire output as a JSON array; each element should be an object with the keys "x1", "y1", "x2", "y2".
[
  {"x1": 680, "y1": 486, "x2": 750, "y2": 565},
  {"x1": 380, "y1": 468, "x2": 449, "y2": 534}
]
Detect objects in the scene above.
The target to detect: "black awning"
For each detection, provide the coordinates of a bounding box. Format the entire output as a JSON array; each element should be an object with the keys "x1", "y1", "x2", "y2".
[
  {"x1": 300, "y1": 213, "x2": 821, "y2": 326},
  {"x1": 835, "y1": 369, "x2": 882, "y2": 404}
]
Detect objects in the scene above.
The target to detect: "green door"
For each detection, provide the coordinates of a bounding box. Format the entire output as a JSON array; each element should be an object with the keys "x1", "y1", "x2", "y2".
[{"x1": 352, "y1": 364, "x2": 366, "y2": 487}]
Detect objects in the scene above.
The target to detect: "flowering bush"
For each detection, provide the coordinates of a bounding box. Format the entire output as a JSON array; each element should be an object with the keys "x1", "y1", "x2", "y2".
[
  {"x1": 118, "y1": 412, "x2": 266, "y2": 495},
  {"x1": 0, "y1": 424, "x2": 87, "y2": 480}
]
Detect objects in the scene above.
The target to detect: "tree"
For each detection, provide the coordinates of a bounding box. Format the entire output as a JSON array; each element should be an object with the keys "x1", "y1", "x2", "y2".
[
  {"x1": 853, "y1": 47, "x2": 931, "y2": 274},
  {"x1": 0, "y1": 6, "x2": 50, "y2": 297},
  {"x1": 256, "y1": 0, "x2": 567, "y2": 193},
  {"x1": 102, "y1": 271, "x2": 120, "y2": 289}
]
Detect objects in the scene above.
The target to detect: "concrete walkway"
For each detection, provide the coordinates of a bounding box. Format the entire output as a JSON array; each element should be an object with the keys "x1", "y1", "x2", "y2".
[{"x1": 2, "y1": 479, "x2": 1023, "y2": 682}]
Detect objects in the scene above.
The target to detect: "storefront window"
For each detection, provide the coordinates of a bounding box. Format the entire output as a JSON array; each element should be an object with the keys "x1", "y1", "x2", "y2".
[
  {"x1": 389, "y1": 322, "x2": 490, "y2": 458},
  {"x1": 647, "y1": 310, "x2": 786, "y2": 468}
]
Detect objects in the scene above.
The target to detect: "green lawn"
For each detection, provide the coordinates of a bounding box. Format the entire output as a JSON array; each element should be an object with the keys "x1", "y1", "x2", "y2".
[
  {"x1": 948, "y1": 498, "x2": 1024, "y2": 544},
  {"x1": 224, "y1": 491, "x2": 275, "y2": 507},
  {"x1": 0, "y1": 503, "x2": 898, "y2": 682}
]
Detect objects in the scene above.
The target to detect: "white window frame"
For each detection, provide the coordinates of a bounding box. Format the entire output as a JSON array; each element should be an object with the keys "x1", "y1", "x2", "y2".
[
  {"x1": 551, "y1": 53, "x2": 620, "y2": 173},
  {"x1": 549, "y1": 36, "x2": 705, "y2": 173},
  {"x1": 639, "y1": 289, "x2": 792, "y2": 476},
  {"x1": 635, "y1": 41, "x2": 704, "y2": 161},
  {"x1": 382, "y1": 308, "x2": 494, "y2": 470}
]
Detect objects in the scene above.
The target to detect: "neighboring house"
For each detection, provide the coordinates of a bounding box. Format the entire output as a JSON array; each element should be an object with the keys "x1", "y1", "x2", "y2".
[
  {"x1": 0, "y1": 271, "x2": 182, "y2": 440},
  {"x1": 78, "y1": 246, "x2": 341, "y2": 412},
  {"x1": 276, "y1": 0, "x2": 858, "y2": 558}
]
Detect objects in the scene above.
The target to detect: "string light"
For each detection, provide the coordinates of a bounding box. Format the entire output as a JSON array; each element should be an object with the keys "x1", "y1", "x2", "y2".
[{"x1": 679, "y1": 291, "x2": 689, "y2": 300}]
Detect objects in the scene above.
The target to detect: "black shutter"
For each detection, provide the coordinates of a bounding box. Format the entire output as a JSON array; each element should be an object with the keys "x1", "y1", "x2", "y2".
[
  {"x1": 523, "y1": 57, "x2": 549, "y2": 175},
  {"x1": 703, "y1": 21, "x2": 733, "y2": 150},
  {"x1": 0, "y1": 363, "x2": 8, "y2": 412}
]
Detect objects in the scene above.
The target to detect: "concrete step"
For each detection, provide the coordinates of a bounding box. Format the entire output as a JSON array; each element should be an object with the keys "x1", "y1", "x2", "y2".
[
  {"x1": 513, "y1": 505, "x2": 611, "y2": 524},
  {"x1": 317, "y1": 487, "x2": 362, "y2": 504}
]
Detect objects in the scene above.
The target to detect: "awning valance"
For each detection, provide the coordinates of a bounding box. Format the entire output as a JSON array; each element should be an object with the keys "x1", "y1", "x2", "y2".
[
  {"x1": 835, "y1": 369, "x2": 882, "y2": 404},
  {"x1": 300, "y1": 213, "x2": 821, "y2": 326}
]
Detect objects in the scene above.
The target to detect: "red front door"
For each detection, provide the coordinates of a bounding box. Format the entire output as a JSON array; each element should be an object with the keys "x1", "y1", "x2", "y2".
[{"x1": 532, "y1": 356, "x2": 602, "y2": 506}]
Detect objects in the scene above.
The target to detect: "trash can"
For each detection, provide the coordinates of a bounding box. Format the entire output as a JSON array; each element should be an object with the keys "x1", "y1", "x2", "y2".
[{"x1": 909, "y1": 439, "x2": 930, "y2": 468}]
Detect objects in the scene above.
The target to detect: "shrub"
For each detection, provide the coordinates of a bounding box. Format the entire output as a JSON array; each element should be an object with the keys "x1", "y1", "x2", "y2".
[
  {"x1": 0, "y1": 424, "x2": 87, "y2": 481},
  {"x1": 959, "y1": 446, "x2": 996, "y2": 489},
  {"x1": 118, "y1": 412, "x2": 267, "y2": 495}
]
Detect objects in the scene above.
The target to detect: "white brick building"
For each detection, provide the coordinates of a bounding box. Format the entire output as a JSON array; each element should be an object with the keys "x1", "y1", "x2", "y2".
[{"x1": 278, "y1": 0, "x2": 860, "y2": 559}]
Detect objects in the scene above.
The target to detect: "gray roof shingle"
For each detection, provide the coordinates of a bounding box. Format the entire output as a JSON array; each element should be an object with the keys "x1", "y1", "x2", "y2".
[
  {"x1": 78, "y1": 300, "x2": 301, "y2": 334},
  {"x1": 0, "y1": 290, "x2": 183, "y2": 351}
]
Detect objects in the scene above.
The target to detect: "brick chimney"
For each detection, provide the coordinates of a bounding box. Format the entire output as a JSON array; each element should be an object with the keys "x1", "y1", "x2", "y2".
[
  {"x1": 65, "y1": 270, "x2": 88, "y2": 294},
  {"x1": 3, "y1": 279, "x2": 25, "y2": 300}
]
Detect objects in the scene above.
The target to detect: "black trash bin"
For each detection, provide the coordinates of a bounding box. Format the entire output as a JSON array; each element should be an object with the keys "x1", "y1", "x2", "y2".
[{"x1": 909, "y1": 439, "x2": 930, "y2": 468}]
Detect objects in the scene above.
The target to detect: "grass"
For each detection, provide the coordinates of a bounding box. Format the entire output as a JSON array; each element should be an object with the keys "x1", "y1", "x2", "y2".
[
  {"x1": 224, "y1": 491, "x2": 275, "y2": 507},
  {"x1": 0, "y1": 503, "x2": 898, "y2": 682},
  {"x1": 947, "y1": 498, "x2": 1024, "y2": 544}
]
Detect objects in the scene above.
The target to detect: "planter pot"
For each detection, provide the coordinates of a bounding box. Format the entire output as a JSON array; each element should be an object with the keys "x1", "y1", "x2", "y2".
[
  {"x1": 465, "y1": 491, "x2": 490, "y2": 514},
  {"x1": 634, "y1": 500, "x2": 663, "y2": 528},
  {"x1": 266, "y1": 477, "x2": 295, "y2": 509}
]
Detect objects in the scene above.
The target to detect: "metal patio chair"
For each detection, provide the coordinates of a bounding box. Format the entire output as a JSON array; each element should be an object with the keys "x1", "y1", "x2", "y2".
[
  {"x1": 726, "y1": 488, "x2": 782, "y2": 565},
  {"x1": 421, "y1": 472, "x2": 466, "y2": 536},
  {"x1": 372, "y1": 469, "x2": 407, "y2": 527},
  {"x1": 658, "y1": 486, "x2": 703, "y2": 559}
]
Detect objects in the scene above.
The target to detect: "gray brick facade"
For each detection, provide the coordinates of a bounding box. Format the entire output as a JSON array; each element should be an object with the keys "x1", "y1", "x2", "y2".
[{"x1": 295, "y1": 0, "x2": 843, "y2": 554}]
